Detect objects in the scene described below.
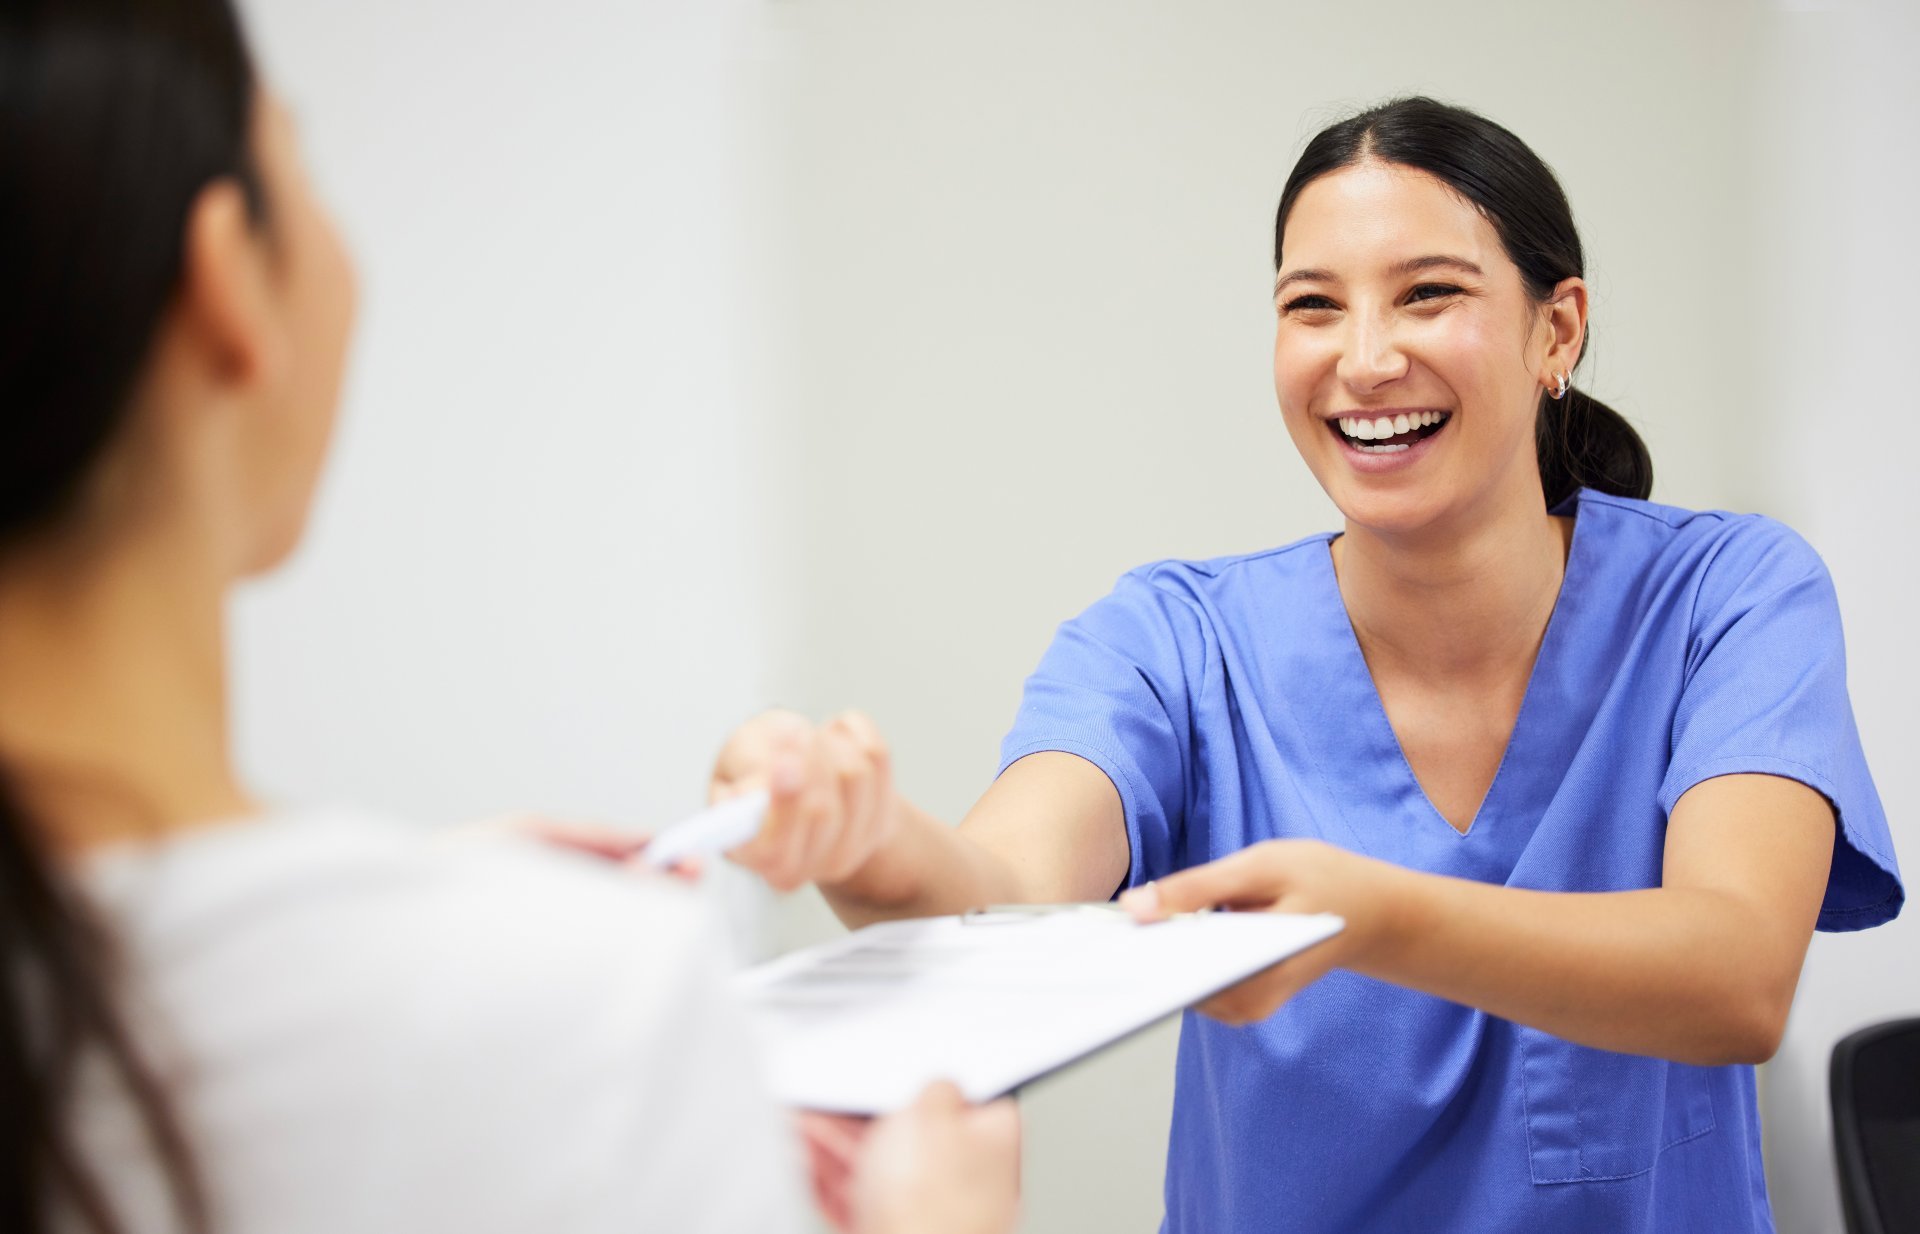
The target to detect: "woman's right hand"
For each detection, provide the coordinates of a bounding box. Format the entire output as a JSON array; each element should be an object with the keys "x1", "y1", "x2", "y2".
[
  {"x1": 707, "y1": 708, "x2": 904, "y2": 892},
  {"x1": 850, "y1": 1083, "x2": 1022, "y2": 1234}
]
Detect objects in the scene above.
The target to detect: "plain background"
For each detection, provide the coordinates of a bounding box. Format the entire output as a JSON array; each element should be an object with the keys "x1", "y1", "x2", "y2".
[{"x1": 236, "y1": 2, "x2": 1916, "y2": 1231}]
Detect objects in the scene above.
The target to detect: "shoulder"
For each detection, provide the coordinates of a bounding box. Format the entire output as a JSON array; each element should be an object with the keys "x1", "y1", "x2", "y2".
[
  {"x1": 1573, "y1": 489, "x2": 1831, "y2": 608},
  {"x1": 91, "y1": 812, "x2": 727, "y2": 1067},
  {"x1": 1123, "y1": 532, "x2": 1336, "y2": 592},
  {"x1": 1050, "y1": 535, "x2": 1333, "y2": 666},
  {"x1": 1098, "y1": 533, "x2": 1336, "y2": 619},
  {"x1": 81, "y1": 815, "x2": 798, "y2": 1231}
]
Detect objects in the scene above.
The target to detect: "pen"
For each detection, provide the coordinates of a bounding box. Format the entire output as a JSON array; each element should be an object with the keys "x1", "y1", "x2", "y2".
[{"x1": 641, "y1": 789, "x2": 771, "y2": 869}]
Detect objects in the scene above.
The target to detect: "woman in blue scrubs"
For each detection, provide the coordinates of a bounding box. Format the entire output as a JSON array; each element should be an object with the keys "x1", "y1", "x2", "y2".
[{"x1": 712, "y1": 97, "x2": 1904, "y2": 1232}]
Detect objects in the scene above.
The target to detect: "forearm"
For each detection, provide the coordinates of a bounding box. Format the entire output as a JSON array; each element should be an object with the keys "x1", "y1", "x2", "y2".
[
  {"x1": 819, "y1": 752, "x2": 1130, "y2": 930},
  {"x1": 1133, "y1": 778, "x2": 1833, "y2": 1063},
  {"x1": 819, "y1": 797, "x2": 1028, "y2": 929},
  {"x1": 1364, "y1": 868, "x2": 1802, "y2": 1065}
]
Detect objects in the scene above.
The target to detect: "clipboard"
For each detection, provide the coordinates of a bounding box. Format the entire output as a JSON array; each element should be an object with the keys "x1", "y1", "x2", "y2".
[{"x1": 735, "y1": 906, "x2": 1343, "y2": 1114}]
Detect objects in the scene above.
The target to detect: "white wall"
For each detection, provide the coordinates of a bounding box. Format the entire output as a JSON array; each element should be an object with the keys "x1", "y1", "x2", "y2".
[
  {"x1": 231, "y1": 0, "x2": 769, "y2": 846},
  {"x1": 762, "y1": 2, "x2": 1908, "y2": 1232},
  {"x1": 1753, "y1": 5, "x2": 1920, "y2": 1232}
]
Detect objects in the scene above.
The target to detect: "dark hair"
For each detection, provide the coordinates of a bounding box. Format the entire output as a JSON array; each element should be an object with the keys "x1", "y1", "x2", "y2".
[
  {"x1": 1274, "y1": 97, "x2": 1653, "y2": 508},
  {"x1": 1, "y1": 0, "x2": 264, "y2": 1229}
]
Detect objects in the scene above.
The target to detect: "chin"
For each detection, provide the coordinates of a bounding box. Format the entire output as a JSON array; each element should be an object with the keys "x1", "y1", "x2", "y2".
[
  {"x1": 240, "y1": 510, "x2": 314, "y2": 578},
  {"x1": 1319, "y1": 471, "x2": 1461, "y2": 540},
  {"x1": 1312, "y1": 432, "x2": 1539, "y2": 543}
]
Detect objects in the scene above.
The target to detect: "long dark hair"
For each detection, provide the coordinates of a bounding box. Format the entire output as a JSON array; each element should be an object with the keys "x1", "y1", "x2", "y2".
[
  {"x1": 1, "y1": 0, "x2": 264, "y2": 1228},
  {"x1": 1274, "y1": 97, "x2": 1654, "y2": 508}
]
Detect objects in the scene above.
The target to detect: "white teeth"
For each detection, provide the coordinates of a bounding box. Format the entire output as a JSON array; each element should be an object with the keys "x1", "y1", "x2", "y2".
[
  {"x1": 1336, "y1": 411, "x2": 1450, "y2": 446},
  {"x1": 1344, "y1": 410, "x2": 1443, "y2": 439},
  {"x1": 1356, "y1": 442, "x2": 1410, "y2": 453}
]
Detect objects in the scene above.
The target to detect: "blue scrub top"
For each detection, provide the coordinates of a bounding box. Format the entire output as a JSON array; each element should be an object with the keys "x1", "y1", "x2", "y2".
[{"x1": 999, "y1": 490, "x2": 1902, "y2": 1234}]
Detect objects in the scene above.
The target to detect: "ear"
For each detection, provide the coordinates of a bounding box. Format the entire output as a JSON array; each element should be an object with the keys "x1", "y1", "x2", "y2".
[
  {"x1": 173, "y1": 179, "x2": 285, "y2": 397},
  {"x1": 1539, "y1": 276, "x2": 1588, "y2": 386}
]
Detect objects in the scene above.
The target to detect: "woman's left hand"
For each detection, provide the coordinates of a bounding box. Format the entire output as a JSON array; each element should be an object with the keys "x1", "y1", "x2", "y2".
[
  {"x1": 442, "y1": 814, "x2": 704, "y2": 883},
  {"x1": 1119, "y1": 839, "x2": 1408, "y2": 1026},
  {"x1": 795, "y1": 1110, "x2": 870, "y2": 1232}
]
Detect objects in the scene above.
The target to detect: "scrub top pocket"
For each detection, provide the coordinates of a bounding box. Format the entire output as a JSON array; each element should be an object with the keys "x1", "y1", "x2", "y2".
[{"x1": 1519, "y1": 1026, "x2": 1718, "y2": 1183}]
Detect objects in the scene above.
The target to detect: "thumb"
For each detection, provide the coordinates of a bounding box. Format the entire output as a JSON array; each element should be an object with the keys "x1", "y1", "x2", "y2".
[
  {"x1": 913, "y1": 1080, "x2": 968, "y2": 1116},
  {"x1": 1120, "y1": 846, "x2": 1281, "y2": 921}
]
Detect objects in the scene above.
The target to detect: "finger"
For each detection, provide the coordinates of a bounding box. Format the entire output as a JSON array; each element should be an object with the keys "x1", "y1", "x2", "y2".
[
  {"x1": 786, "y1": 732, "x2": 844, "y2": 883},
  {"x1": 914, "y1": 1079, "x2": 969, "y2": 1117},
  {"x1": 484, "y1": 815, "x2": 648, "y2": 862},
  {"x1": 802, "y1": 1137, "x2": 856, "y2": 1233},
  {"x1": 819, "y1": 717, "x2": 884, "y2": 881},
  {"x1": 730, "y1": 743, "x2": 808, "y2": 885},
  {"x1": 798, "y1": 1111, "x2": 871, "y2": 1166},
  {"x1": 969, "y1": 1096, "x2": 1022, "y2": 1155},
  {"x1": 853, "y1": 715, "x2": 895, "y2": 834},
  {"x1": 827, "y1": 716, "x2": 879, "y2": 835},
  {"x1": 836, "y1": 713, "x2": 894, "y2": 820},
  {"x1": 707, "y1": 778, "x2": 763, "y2": 806},
  {"x1": 814, "y1": 1168, "x2": 853, "y2": 1234},
  {"x1": 1119, "y1": 844, "x2": 1285, "y2": 920},
  {"x1": 1195, "y1": 965, "x2": 1297, "y2": 1025},
  {"x1": 615, "y1": 843, "x2": 705, "y2": 883},
  {"x1": 829, "y1": 712, "x2": 895, "y2": 882},
  {"x1": 1194, "y1": 946, "x2": 1339, "y2": 1025},
  {"x1": 802, "y1": 726, "x2": 863, "y2": 879},
  {"x1": 569, "y1": 836, "x2": 649, "y2": 862},
  {"x1": 709, "y1": 708, "x2": 812, "y2": 799},
  {"x1": 830, "y1": 710, "x2": 893, "y2": 805},
  {"x1": 1194, "y1": 978, "x2": 1286, "y2": 1026}
]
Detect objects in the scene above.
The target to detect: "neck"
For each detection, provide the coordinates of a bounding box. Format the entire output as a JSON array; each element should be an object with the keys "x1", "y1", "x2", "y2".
[
  {"x1": 0, "y1": 513, "x2": 252, "y2": 856},
  {"x1": 1331, "y1": 485, "x2": 1572, "y2": 684}
]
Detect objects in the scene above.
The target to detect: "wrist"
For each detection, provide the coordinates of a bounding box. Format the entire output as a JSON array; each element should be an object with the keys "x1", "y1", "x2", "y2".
[
  {"x1": 819, "y1": 791, "x2": 926, "y2": 909},
  {"x1": 1353, "y1": 856, "x2": 1429, "y2": 973}
]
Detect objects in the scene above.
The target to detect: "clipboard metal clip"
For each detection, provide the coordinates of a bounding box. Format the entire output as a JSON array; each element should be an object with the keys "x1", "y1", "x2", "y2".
[
  {"x1": 959, "y1": 902, "x2": 1129, "y2": 925},
  {"x1": 959, "y1": 902, "x2": 1219, "y2": 925}
]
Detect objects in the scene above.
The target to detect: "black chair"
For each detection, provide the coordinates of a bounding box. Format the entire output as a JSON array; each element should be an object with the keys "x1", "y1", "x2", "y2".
[{"x1": 1832, "y1": 1017, "x2": 1920, "y2": 1234}]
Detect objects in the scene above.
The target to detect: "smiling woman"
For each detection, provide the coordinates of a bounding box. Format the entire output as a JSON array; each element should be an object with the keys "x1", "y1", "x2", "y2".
[
  {"x1": 705, "y1": 96, "x2": 1902, "y2": 1234},
  {"x1": 1273, "y1": 99, "x2": 1651, "y2": 520},
  {"x1": 1271, "y1": 99, "x2": 1649, "y2": 542}
]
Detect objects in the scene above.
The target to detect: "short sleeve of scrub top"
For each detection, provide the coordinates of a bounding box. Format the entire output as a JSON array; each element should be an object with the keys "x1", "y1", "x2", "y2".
[
  {"x1": 1655, "y1": 511, "x2": 1899, "y2": 928},
  {"x1": 997, "y1": 491, "x2": 1901, "y2": 1234}
]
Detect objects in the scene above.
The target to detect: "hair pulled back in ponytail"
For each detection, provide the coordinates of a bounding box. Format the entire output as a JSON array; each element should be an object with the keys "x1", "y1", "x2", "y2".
[
  {"x1": 2, "y1": 0, "x2": 263, "y2": 1229},
  {"x1": 1273, "y1": 97, "x2": 1653, "y2": 508}
]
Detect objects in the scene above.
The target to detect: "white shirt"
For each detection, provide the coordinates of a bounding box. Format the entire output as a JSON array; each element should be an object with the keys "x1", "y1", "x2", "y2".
[{"x1": 69, "y1": 812, "x2": 804, "y2": 1234}]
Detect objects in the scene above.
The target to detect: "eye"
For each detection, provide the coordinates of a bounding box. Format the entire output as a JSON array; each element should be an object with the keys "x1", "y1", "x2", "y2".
[
  {"x1": 1406, "y1": 282, "x2": 1464, "y2": 305},
  {"x1": 1281, "y1": 293, "x2": 1339, "y2": 315}
]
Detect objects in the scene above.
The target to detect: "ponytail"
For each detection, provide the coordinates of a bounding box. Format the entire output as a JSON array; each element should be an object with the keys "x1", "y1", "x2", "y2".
[
  {"x1": 1536, "y1": 386, "x2": 1654, "y2": 509},
  {"x1": 0, "y1": 773, "x2": 210, "y2": 1234}
]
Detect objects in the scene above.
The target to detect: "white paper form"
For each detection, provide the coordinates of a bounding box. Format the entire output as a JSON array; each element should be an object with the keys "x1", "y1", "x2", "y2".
[{"x1": 736, "y1": 908, "x2": 1343, "y2": 1113}]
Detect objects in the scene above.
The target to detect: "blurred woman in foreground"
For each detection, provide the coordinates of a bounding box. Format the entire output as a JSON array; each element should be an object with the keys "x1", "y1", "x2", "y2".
[{"x1": 0, "y1": 2, "x2": 1016, "y2": 1231}]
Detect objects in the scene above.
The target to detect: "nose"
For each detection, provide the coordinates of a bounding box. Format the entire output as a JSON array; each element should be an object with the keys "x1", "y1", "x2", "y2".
[{"x1": 1335, "y1": 312, "x2": 1409, "y2": 394}]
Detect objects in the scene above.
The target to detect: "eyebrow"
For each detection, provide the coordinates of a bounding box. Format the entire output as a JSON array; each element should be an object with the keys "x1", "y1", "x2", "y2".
[{"x1": 1273, "y1": 254, "x2": 1485, "y2": 299}]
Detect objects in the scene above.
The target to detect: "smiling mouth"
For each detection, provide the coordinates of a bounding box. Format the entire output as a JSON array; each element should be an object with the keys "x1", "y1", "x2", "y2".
[{"x1": 1327, "y1": 411, "x2": 1451, "y2": 454}]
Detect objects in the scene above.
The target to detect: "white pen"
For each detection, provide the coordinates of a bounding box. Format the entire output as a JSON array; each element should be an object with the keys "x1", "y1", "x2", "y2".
[{"x1": 641, "y1": 789, "x2": 772, "y2": 869}]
